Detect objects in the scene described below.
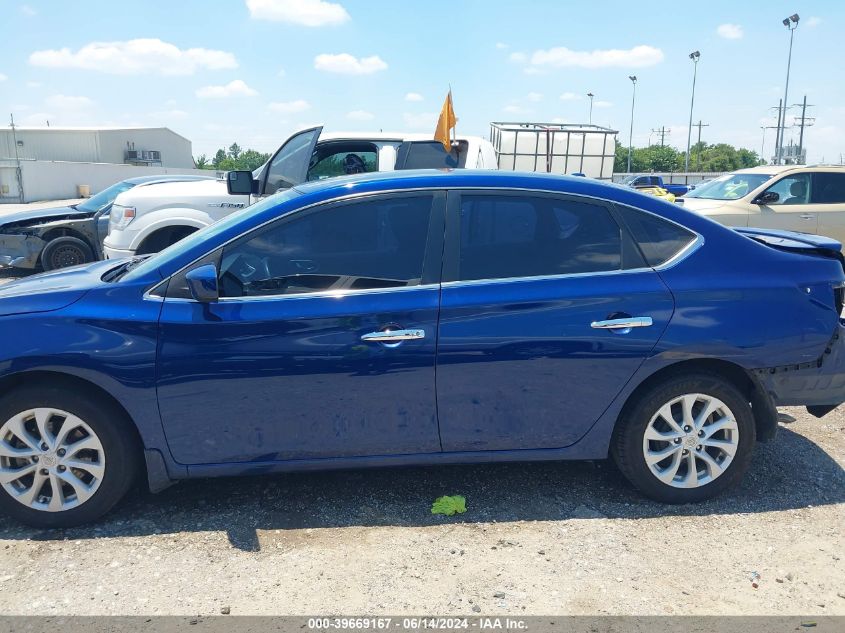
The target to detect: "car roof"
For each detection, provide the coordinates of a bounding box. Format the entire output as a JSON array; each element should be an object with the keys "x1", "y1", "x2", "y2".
[
  {"x1": 123, "y1": 174, "x2": 214, "y2": 185},
  {"x1": 732, "y1": 164, "x2": 845, "y2": 176},
  {"x1": 319, "y1": 131, "x2": 486, "y2": 143}
]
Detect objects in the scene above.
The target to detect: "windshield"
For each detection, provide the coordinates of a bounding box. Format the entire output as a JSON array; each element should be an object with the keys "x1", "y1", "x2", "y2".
[
  {"x1": 684, "y1": 173, "x2": 773, "y2": 200},
  {"x1": 76, "y1": 180, "x2": 135, "y2": 213},
  {"x1": 121, "y1": 188, "x2": 302, "y2": 282}
]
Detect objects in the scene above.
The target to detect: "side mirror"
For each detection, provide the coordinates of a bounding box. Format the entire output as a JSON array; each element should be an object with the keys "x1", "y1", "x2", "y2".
[
  {"x1": 754, "y1": 191, "x2": 779, "y2": 205},
  {"x1": 185, "y1": 264, "x2": 219, "y2": 303},
  {"x1": 227, "y1": 171, "x2": 257, "y2": 195}
]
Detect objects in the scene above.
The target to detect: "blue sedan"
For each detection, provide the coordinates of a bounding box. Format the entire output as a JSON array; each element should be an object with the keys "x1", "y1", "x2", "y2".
[{"x1": 1, "y1": 170, "x2": 844, "y2": 527}]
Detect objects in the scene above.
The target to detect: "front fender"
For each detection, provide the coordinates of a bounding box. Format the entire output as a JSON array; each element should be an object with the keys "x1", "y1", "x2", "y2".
[{"x1": 126, "y1": 210, "x2": 211, "y2": 252}]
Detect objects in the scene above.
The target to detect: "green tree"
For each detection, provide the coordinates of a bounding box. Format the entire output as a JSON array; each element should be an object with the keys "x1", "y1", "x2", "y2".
[
  {"x1": 228, "y1": 143, "x2": 242, "y2": 160},
  {"x1": 194, "y1": 154, "x2": 209, "y2": 169},
  {"x1": 212, "y1": 149, "x2": 227, "y2": 169}
]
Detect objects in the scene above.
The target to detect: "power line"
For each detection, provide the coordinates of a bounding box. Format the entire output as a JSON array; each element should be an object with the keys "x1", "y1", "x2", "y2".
[{"x1": 650, "y1": 126, "x2": 670, "y2": 147}]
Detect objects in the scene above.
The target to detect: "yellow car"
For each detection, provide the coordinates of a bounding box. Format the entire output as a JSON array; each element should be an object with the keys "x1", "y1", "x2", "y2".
[{"x1": 634, "y1": 185, "x2": 676, "y2": 203}]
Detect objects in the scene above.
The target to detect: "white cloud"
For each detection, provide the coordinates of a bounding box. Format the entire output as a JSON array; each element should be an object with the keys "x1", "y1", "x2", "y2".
[
  {"x1": 495, "y1": 42, "x2": 509, "y2": 50},
  {"x1": 560, "y1": 92, "x2": 582, "y2": 101},
  {"x1": 523, "y1": 67, "x2": 545, "y2": 75},
  {"x1": 529, "y1": 45, "x2": 664, "y2": 69},
  {"x1": 0, "y1": 73, "x2": 7, "y2": 82},
  {"x1": 806, "y1": 16, "x2": 821, "y2": 27},
  {"x1": 19, "y1": 112, "x2": 55, "y2": 126},
  {"x1": 246, "y1": 0, "x2": 350, "y2": 26},
  {"x1": 314, "y1": 53, "x2": 387, "y2": 75},
  {"x1": 346, "y1": 109, "x2": 374, "y2": 121},
  {"x1": 268, "y1": 99, "x2": 311, "y2": 114},
  {"x1": 278, "y1": 68, "x2": 286, "y2": 77},
  {"x1": 526, "y1": 92, "x2": 542, "y2": 102},
  {"x1": 45, "y1": 94, "x2": 94, "y2": 109},
  {"x1": 509, "y1": 51, "x2": 528, "y2": 63},
  {"x1": 195, "y1": 79, "x2": 258, "y2": 98},
  {"x1": 26, "y1": 81, "x2": 42, "y2": 88},
  {"x1": 403, "y1": 112, "x2": 437, "y2": 129},
  {"x1": 716, "y1": 23, "x2": 743, "y2": 39},
  {"x1": 405, "y1": 92, "x2": 423, "y2": 102},
  {"x1": 29, "y1": 39, "x2": 237, "y2": 75},
  {"x1": 594, "y1": 100, "x2": 613, "y2": 108},
  {"x1": 20, "y1": 4, "x2": 36, "y2": 16}
]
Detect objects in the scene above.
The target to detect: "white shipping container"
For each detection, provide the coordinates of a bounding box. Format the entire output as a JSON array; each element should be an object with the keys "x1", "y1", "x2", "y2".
[{"x1": 490, "y1": 122, "x2": 617, "y2": 180}]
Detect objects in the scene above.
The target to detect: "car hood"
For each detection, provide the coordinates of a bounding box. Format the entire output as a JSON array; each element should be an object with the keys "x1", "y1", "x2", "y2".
[
  {"x1": 679, "y1": 198, "x2": 740, "y2": 215},
  {"x1": 0, "y1": 205, "x2": 94, "y2": 230},
  {"x1": 0, "y1": 259, "x2": 120, "y2": 316},
  {"x1": 115, "y1": 178, "x2": 243, "y2": 207}
]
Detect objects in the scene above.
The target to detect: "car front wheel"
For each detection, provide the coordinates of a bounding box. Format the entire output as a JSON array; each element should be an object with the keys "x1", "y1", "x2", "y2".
[
  {"x1": 612, "y1": 373, "x2": 756, "y2": 503},
  {"x1": 0, "y1": 386, "x2": 139, "y2": 528}
]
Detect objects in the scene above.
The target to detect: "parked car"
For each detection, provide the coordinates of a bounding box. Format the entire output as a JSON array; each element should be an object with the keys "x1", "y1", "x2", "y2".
[
  {"x1": 621, "y1": 174, "x2": 693, "y2": 197},
  {"x1": 682, "y1": 165, "x2": 845, "y2": 243},
  {"x1": 2, "y1": 169, "x2": 845, "y2": 527},
  {"x1": 632, "y1": 185, "x2": 676, "y2": 203},
  {"x1": 103, "y1": 128, "x2": 497, "y2": 260},
  {"x1": 0, "y1": 175, "x2": 214, "y2": 271}
]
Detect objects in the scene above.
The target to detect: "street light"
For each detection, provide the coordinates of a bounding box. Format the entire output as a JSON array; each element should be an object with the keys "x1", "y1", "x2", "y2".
[
  {"x1": 775, "y1": 13, "x2": 799, "y2": 165},
  {"x1": 587, "y1": 92, "x2": 594, "y2": 124},
  {"x1": 684, "y1": 50, "x2": 700, "y2": 172},
  {"x1": 627, "y1": 76, "x2": 637, "y2": 173}
]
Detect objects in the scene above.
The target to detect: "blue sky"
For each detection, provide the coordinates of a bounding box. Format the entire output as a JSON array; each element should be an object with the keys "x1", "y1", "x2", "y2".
[{"x1": 1, "y1": 0, "x2": 842, "y2": 163}]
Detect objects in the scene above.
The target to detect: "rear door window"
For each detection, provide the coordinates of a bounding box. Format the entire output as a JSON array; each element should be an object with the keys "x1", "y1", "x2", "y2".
[
  {"x1": 811, "y1": 173, "x2": 845, "y2": 204},
  {"x1": 615, "y1": 205, "x2": 697, "y2": 267},
  {"x1": 456, "y1": 194, "x2": 622, "y2": 281},
  {"x1": 395, "y1": 141, "x2": 468, "y2": 169}
]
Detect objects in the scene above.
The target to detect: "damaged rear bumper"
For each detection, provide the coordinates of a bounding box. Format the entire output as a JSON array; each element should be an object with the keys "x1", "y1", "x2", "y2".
[
  {"x1": 754, "y1": 323, "x2": 845, "y2": 417},
  {"x1": 0, "y1": 233, "x2": 44, "y2": 269}
]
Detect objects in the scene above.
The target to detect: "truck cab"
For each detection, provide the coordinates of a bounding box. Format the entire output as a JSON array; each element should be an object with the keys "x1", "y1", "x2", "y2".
[
  {"x1": 104, "y1": 128, "x2": 496, "y2": 259},
  {"x1": 622, "y1": 174, "x2": 692, "y2": 197}
]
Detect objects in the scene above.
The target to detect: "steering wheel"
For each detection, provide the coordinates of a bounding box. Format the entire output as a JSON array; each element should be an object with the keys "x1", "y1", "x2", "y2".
[{"x1": 229, "y1": 252, "x2": 270, "y2": 283}]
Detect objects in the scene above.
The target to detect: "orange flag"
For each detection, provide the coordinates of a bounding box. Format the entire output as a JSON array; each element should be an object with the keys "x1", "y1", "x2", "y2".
[{"x1": 434, "y1": 90, "x2": 458, "y2": 152}]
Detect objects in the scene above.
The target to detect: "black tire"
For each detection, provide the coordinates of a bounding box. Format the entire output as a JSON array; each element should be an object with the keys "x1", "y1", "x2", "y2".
[
  {"x1": 41, "y1": 237, "x2": 94, "y2": 271},
  {"x1": 611, "y1": 372, "x2": 756, "y2": 503},
  {"x1": 0, "y1": 385, "x2": 140, "y2": 528}
]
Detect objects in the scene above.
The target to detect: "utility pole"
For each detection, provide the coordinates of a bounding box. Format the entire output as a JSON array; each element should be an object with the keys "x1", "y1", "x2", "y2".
[
  {"x1": 9, "y1": 113, "x2": 24, "y2": 203},
  {"x1": 774, "y1": 98, "x2": 784, "y2": 164},
  {"x1": 793, "y1": 95, "x2": 815, "y2": 164},
  {"x1": 692, "y1": 120, "x2": 709, "y2": 170},
  {"x1": 651, "y1": 126, "x2": 669, "y2": 147}
]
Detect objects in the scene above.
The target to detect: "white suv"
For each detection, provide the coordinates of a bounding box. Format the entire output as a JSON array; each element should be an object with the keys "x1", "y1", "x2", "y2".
[{"x1": 104, "y1": 127, "x2": 497, "y2": 259}]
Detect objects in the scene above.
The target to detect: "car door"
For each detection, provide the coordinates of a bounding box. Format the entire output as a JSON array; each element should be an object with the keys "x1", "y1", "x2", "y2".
[
  {"x1": 254, "y1": 126, "x2": 322, "y2": 202},
  {"x1": 751, "y1": 172, "x2": 819, "y2": 235},
  {"x1": 156, "y1": 191, "x2": 446, "y2": 465},
  {"x1": 436, "y1": 191, "x2": 675, "y2": 452},
  {"x1": 812, "y1": 172, "x2": 845, "y2": 244}
]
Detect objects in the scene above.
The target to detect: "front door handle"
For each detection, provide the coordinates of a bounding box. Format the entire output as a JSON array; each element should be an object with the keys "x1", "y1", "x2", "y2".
[
  {"x1": 361, "y1": 329, "x2": 425, "y2": 343},
  {"x1": 800, "y1": 214, "x2": 815, "y2": 220},
  {"x1": 590, "y1": 317, "x2": 653, "y2": 330}
]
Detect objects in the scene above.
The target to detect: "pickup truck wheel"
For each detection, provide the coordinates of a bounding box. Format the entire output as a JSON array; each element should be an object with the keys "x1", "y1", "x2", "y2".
[
  {"x1": 41, "y1": 237, "x2": 94, "y2": 271},
  {"x1": 0, "y1": 386, "x2": 140, "y2": 528},
  {"x1": 612, "y1": 373, "x2": 756, "y2": 503}
]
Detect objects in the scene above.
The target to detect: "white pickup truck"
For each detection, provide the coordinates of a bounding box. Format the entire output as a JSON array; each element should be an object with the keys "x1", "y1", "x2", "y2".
[{"x1": 104, "y1": 127, "x2": 497, "y2": 258}]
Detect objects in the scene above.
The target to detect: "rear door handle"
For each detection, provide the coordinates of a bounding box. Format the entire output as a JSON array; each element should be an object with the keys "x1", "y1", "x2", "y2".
[
  {"x1": 800, "y1": 214, "x2": 815, "y2": 220},
  {"x1": 361, "y1": 329, "x2": 425, "y2": 343},
  {"x1": 590, "y1": 317, "x2": 653, "y2": 330}
]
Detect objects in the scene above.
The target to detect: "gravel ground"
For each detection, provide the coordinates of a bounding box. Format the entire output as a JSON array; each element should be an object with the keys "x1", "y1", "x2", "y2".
[
  {"x1": 0, "y1": 406, "x2": 842, "y2": 616},
  {"x1": 0, "y1": 268, "x2": 843, "y2": 615}
]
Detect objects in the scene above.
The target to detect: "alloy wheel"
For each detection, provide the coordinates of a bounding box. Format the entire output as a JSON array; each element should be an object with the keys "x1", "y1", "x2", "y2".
[
  {"x1": 642, "y1": 393, "x2": 739, "y2": 488},
  {"x1": 0, "y1": 408, "x2": 106, "y2": 511}
]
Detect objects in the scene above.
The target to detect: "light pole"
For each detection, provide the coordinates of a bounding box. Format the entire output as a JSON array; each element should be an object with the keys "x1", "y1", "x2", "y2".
[
  {"x1": 587, "y1": 92, "x2": 594, "y2": 124},
  {"x1": 776, "y1": 13, "x2": 799, "y2": 164},
  {"x1": 627, "y1": 76, "x2": 637, "y2": 173},
  {"x1": 684, "y1": 50, "x2": 700, "y2": 172},
  {"x1": 760, "y1": 126, "x2": 767, "y2": 162}
]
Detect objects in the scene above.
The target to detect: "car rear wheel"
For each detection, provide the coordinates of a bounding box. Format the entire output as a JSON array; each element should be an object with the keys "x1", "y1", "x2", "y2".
[
  {"x1": 612, "y1": 373, "x2": 756, "y2": 503},
  {"x1": 41, "y1": 237, "x2": 94, "y2": 271},
  {"x1": 0, "y1": 386, "x2": 139, "y2": 528}
]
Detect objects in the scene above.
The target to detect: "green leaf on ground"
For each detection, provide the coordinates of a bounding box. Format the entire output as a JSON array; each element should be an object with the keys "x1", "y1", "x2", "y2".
[{"x1": 431, "y1": 495, "x2": 467, "y2": 516}]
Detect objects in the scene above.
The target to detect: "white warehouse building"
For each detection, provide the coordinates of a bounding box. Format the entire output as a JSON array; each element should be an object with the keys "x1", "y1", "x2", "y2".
[
  {"x1": 0, "y1": 126, "x2": 194, "y2": 168},
  {"x1": 0, "y1": 127, "x2": 205, "y2": 203}
]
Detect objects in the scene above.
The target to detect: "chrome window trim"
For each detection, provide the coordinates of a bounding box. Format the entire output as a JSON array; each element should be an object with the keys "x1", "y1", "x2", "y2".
[{"x1": 142, "y1": 185, "x2": 705, "y2": 303}]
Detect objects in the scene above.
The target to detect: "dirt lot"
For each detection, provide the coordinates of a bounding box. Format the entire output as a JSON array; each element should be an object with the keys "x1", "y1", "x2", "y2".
[{"x1": 0, "y1": 403, "x2": 842, "y2": 616}]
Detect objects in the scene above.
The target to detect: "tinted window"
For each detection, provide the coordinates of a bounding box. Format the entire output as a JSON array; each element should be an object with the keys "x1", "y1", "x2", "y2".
[
  {"x1": 218, "y1": 195, "x2": 433, "y2": 297},
  {"x1": 458, "y1": 195, "x2": 621, "y2": 281},
  {"x1": 307, "y1": 143, "x2": 377, "y2": 181},
  {"x1": 616, "y1": 205, "x2": 697, "y2": 267},
  {"x1": 684, "y1": 173, "x2": 773, "y2": 200},
  {"x1": 264, "y1": 128, "x2": 320, "y2": 195},
  {"x1": 812, "y1": 173, "x2": 845, "y2": 204},
  {"x1": 396, "y1": 141, "x2": 468, "y2": 169}
]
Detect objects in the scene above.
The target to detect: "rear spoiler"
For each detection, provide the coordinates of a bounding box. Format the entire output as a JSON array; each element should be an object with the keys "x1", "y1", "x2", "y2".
[{"x1": 735, "y1": 227, "x2": 844, "y2": 272}]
